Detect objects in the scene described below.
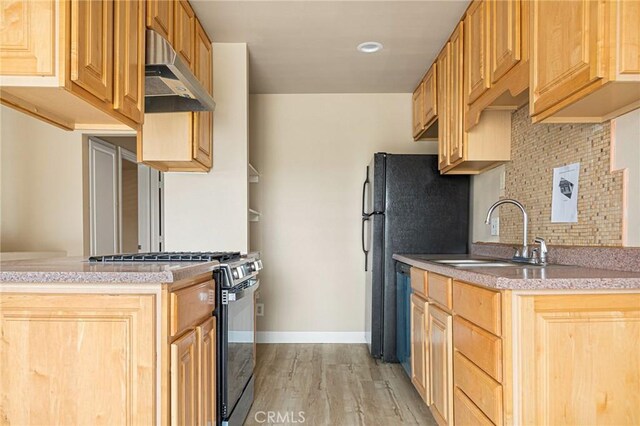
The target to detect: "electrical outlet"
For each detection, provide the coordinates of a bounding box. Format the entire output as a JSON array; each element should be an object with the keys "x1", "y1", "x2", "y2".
[
  {"x1": 491, "y1": 217, "x2": 500, "y2": 236},
  {"x1": 256, "y1": 303, "x2": 264, "y2": 317}
]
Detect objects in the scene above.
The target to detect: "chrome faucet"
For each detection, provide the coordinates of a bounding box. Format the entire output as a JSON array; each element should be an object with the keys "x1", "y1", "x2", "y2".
[{"x1": 485, "y1": 199, "x2": 529, "y2": 258}]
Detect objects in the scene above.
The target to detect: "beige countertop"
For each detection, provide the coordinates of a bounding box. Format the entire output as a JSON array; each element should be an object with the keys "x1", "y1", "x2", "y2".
[
  {"x1": 393, "y1": 254, "x2": 640, "y2": 291},
  {"x1": 0, "y1": 256, "x2": 219, "y2": 284}
]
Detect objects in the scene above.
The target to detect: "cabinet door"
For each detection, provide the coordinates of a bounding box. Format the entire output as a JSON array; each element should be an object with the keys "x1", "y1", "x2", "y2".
[
  {"x1": 428, "y1": 304, "x2": 453, "y2": 426},
  {"x1": 0, "y1": 294, "x2": 155, "y2": 425},
  {"x1": 192, "y1": 18, "x2": 213, "y2": 168},
  {"x1": 412, "y1": 82, "x2": 425, "y2": 138},
  {"x1": 519, "y1": 294, "x2": 640, "y2": 425},
  {"x1": 423, "y1": 64, "x2": 437, "y2": 128},
  {"x1": 70, "y1": 0, "x2": 114, "y2": 102},
  {"x1": 0, "y1": 0, "x2": 56, "y2": 76},
  {"x1": 448, "y1": 22, "x2": 464, "y2": 166},
  {"x1": 171, "y1": 329, "x2": 199, "y2": 426},
  {"x1": 411, "y1": 294, "x2": 428, "y2": 402},
  {"x1": 197, "y1": 317, "x2": 216, "y2": 426},
  {"x1": 114, "y1": 0, "x2": 144, "y2": 123},
  {"x1": 465, "y1": 0, "x2": 489, "y2": 104},
  {"x1": 174, "y1": 0, "x2": 195, "y2": 71},
  {"x1": 436, "y1": 45, "x2": 449, "y2": 170},
  {"x1": 531, "y1": 0, "x2": 605, "y2": 115},
  {"x1": 490, "y1": 0, "x2": 522, "y2": 83},
  {"x1": 146, "y1": 0, "x2": 173, "y2": 42},
  {"x1": 617, "y1": 0, "x2": 640, "y2": 78}
]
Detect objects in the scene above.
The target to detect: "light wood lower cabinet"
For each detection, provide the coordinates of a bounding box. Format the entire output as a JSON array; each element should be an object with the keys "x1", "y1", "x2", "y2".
[
  {"x1": 428, "y1": 304, "x2": 454, "y2": 426},
  {"x1": 0, "y1": 274, "x2": 217, "y2": 425},
  {"x1": 517, "y1": 294, "x2": 640, "y2": 425},
  {"x1": 0, "y1": 293, "x2": 156, "y2": 425},
  {"x1": 408, "y1": 270, "x2": 640, "y2": 426},
  {"x1": 198, "y1": 317, "x2": 217, "y2": 426},
  {"x1": 172, "y1": 329, "x2": 200, "y2": 426},
  {"x1": 410, "y1": 293, "x2": 429, "y2": 402}
]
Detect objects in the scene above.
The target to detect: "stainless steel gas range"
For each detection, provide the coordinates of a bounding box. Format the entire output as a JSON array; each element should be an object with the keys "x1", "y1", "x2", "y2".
[
  {"x1": 214, "y1": 253, "x2": 262, "y2": 426},
  {"x1": 89, "y1": 251, "x2": 262, "y2": 426}
]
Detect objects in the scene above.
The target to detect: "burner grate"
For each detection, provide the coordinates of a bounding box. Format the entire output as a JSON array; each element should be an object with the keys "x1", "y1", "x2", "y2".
[{"x1": 89, "y1": 251, "x2": 241, "y2": 263}]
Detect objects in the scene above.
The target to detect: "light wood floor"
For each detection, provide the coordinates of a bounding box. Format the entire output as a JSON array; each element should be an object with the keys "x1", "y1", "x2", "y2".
[{"x1": 245, "y1": 344, "x2": 437, "y2": 425}]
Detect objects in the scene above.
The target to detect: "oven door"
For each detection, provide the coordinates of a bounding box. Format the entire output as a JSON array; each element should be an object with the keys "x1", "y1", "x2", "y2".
[{"x1": 220, "y1": 278, "x2": 258, "y2": 420}]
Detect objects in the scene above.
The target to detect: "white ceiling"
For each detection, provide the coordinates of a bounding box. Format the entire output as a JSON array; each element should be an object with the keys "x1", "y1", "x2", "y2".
[{"x1": 190, "y1": 1, "x2": 468, "y2": 94}]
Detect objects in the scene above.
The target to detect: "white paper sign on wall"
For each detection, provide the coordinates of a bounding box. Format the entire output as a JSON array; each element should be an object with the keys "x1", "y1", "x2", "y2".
[{"x1": 551, "y1": 162, "x2": 580, "y2": 223}]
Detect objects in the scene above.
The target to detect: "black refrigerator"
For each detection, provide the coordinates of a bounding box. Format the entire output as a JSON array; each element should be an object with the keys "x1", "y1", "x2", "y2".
[{"x1": 362, "y1": 153, "x2": 469, "y2": 362}]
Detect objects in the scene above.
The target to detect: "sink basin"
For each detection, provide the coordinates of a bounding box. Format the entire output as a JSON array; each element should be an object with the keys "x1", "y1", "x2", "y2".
[{"x1": 431, "y1": 259, "x2": 519, "y2": 268}]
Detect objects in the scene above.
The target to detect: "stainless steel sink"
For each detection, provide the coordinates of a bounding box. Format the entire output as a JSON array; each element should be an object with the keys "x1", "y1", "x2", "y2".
[{"x1": 431, "y1": 259, "x2": 519, "y2": 268}]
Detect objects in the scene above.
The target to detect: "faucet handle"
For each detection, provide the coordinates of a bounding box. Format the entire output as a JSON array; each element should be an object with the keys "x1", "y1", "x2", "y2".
[
  {"x1": 533, "y1": 237, "x2": 548, "y2": 264},
  {"x1": 512, "y1": 246, "x2": 521, "y2": 257}
]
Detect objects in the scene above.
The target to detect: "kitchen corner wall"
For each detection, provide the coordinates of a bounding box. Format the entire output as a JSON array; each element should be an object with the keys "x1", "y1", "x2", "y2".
[
  {"x1": 471, "y1": 106, "x2": 640, "y2": 247},
  {"x1": 0, "y1": 106, "x2": 85, "y2": 256},
  {"x1": 250, "y1": 94, "x2": 437, "y2": 341},
  {"x1": 163, "y1": 43, "x2": 250, "y2": 253}
]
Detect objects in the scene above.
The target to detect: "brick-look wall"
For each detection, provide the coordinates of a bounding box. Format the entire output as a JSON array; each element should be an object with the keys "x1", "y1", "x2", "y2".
[{"x1": 499, "y1": 105, "x2": 624, "y2": 246}]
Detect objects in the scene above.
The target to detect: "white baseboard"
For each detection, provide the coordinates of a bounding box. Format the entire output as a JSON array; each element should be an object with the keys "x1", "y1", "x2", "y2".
[{"x1": 256, "y1": 331, "x2": 367, "y2": 344}]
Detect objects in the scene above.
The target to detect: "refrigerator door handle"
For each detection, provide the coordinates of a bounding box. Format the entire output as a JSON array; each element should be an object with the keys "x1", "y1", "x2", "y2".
[
  {"x1": 361, "y1": 217, "x2": 369, "y2": 271},
  {"x1": 362, "y1": 166, "x2": 371, "y2": 217}
]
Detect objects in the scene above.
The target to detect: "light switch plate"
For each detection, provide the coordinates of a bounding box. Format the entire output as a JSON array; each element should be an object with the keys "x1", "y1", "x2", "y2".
[{"x1": 491, "y1": 217, "x2": 500, "y2": 236}]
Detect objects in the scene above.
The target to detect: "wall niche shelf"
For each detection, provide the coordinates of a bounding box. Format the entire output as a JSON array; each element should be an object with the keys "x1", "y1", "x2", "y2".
[{"x1": 249, "y1": 163, "x2": 260, "y2": 183}]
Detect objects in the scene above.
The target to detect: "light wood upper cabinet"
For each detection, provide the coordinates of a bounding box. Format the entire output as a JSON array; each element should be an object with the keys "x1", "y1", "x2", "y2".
[
  {"x1": 193, "y1": 18, "x2": 213, "y2": 169},
  {"x1": 531, "y1": 0, "x2": 604, "y2": 116},
  {"x1": 0, "y1": 0, "x2": 144, "y2": 130},
  {"x1": 465, "y1": 0, "x2": 490, "y2": 104},
  {"x1": 436, "y1": 45, "x2": 450, "y2": 171},
  {"x1": 423, "y1": 64, "x2": 437, "y2": 130},
  {"x1": 411, "y1": 293, "x2": 429, "y2": 403},
  {"x1": 530, "y1": 0, "x2": 640, "y2": 123},
  {"x1": 428, "y1": 304, "x2": 453, "y2": 426},
  {"x1": 197, "y1": 317, "x2": 216, "y2": 426},
  {"x1": 114, "y1": 0, "x2": 145, "y2": 124},
  {"x1": 0, "y1": 0, "x2": 55, "y2": 76},
  {"x1": 412, "y1": 63, "x2": 438, "y2": 141},
  {"x1": 147, "y1": 0, "x2": 174, "y2": 42},
  {"x1": 490, "y1": 0, "x2": 522, "y2": 83},
  {"x1": 463, "y1": 0, "x2": 529, "y2": 131},
  {"x1": 412, "y1": 81, "x2": 425, "y2": 138},
  {"x1": 448, "y1": 22, "x2": 464, "y2": 167},
  {"x1": 174, "y1": 0, "x2": 196, "y2": 71},
  {"x1": 0, "y1": 293, "x2": 156, "y2": 425},
  {"x1": 70, "y1": 0, "x2": 114, "y2": 103},
  {"x1": 171, "y1": 329, "x2": 199, "y2": 426}
]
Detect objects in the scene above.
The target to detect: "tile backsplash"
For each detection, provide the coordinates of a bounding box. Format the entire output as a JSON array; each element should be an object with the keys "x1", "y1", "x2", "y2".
[{"x1": 499, "y1": 105, "x2": 624, "y2": 246}]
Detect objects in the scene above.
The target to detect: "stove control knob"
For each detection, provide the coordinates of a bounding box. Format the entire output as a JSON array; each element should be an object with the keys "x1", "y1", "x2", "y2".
[
  {"x1": 247, "y1": 263, "x2": 256, "y2": 272},
  {"x1": 232, "y1": 269, "x2": 239, "y2": 279}
]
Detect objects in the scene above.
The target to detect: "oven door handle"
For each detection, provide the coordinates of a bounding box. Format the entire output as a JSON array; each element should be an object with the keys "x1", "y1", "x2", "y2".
[{"x1": 223, "y1": 279, "x2": 259, "y2": 304}]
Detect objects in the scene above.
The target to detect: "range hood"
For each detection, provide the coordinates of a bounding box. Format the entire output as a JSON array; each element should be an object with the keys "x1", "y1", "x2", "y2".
[{"x1": 145, "y1": 29, "x2": 216, "y2": 113}]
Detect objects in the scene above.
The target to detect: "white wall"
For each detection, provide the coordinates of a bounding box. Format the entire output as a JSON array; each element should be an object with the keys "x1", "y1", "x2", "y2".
[
  {"x1": 250, "y1": 94, "x2": 437, "y2": 339},
  {"x1": 612, "y1": 109, "x2": 640, "y2": 246},
  {"x1": 0, "y1": 106, "x2": 85, "y2": 256},
  {"x1": 470, "y1": 165, "x2": 504, "y2": 243},
  {"x1": 163, "y1": 43, "x2": 250, "y2": 252}
]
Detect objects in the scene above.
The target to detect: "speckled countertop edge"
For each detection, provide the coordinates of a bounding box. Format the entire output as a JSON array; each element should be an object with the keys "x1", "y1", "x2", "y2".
[
  {"x1": 393, "y1": 254, "x2": 640, "y2": 291},
  {"x1": 0, "y1": 259, "x2": 220, "y2": 284}
]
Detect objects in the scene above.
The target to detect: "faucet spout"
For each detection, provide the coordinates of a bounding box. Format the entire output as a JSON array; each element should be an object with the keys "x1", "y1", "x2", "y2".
[{"x1": 485, "y1": 199, "x2": 529, "y2": 257}]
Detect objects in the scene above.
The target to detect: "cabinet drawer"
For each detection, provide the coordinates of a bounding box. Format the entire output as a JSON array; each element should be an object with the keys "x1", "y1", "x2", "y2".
[
  {"x1": 410, "y1": 267, "x2": 427, "y2": 297},
  {"x1": 454, "y1": 351, "x2": 503, "y2": 425},
  {"x1": 453, "y1": 316, "x2": 502, "y2": 382},
  {"x1": 428, "y1": 272, "x2": 452, "y2": 310},
  {"x1": 454, "y1": 387, "x2": 495, "y2": 426},
  {"x1": 170, "y1": 279, "x2": 215, "y2": 337},
  {"x1": 453, "y1": 280, "x2": 501, "y2": 336}
]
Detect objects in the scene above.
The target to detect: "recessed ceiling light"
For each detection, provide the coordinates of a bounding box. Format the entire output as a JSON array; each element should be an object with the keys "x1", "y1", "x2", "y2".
[{"x1": 357, "y1": 41, "x2": 383, "y2": 54}]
